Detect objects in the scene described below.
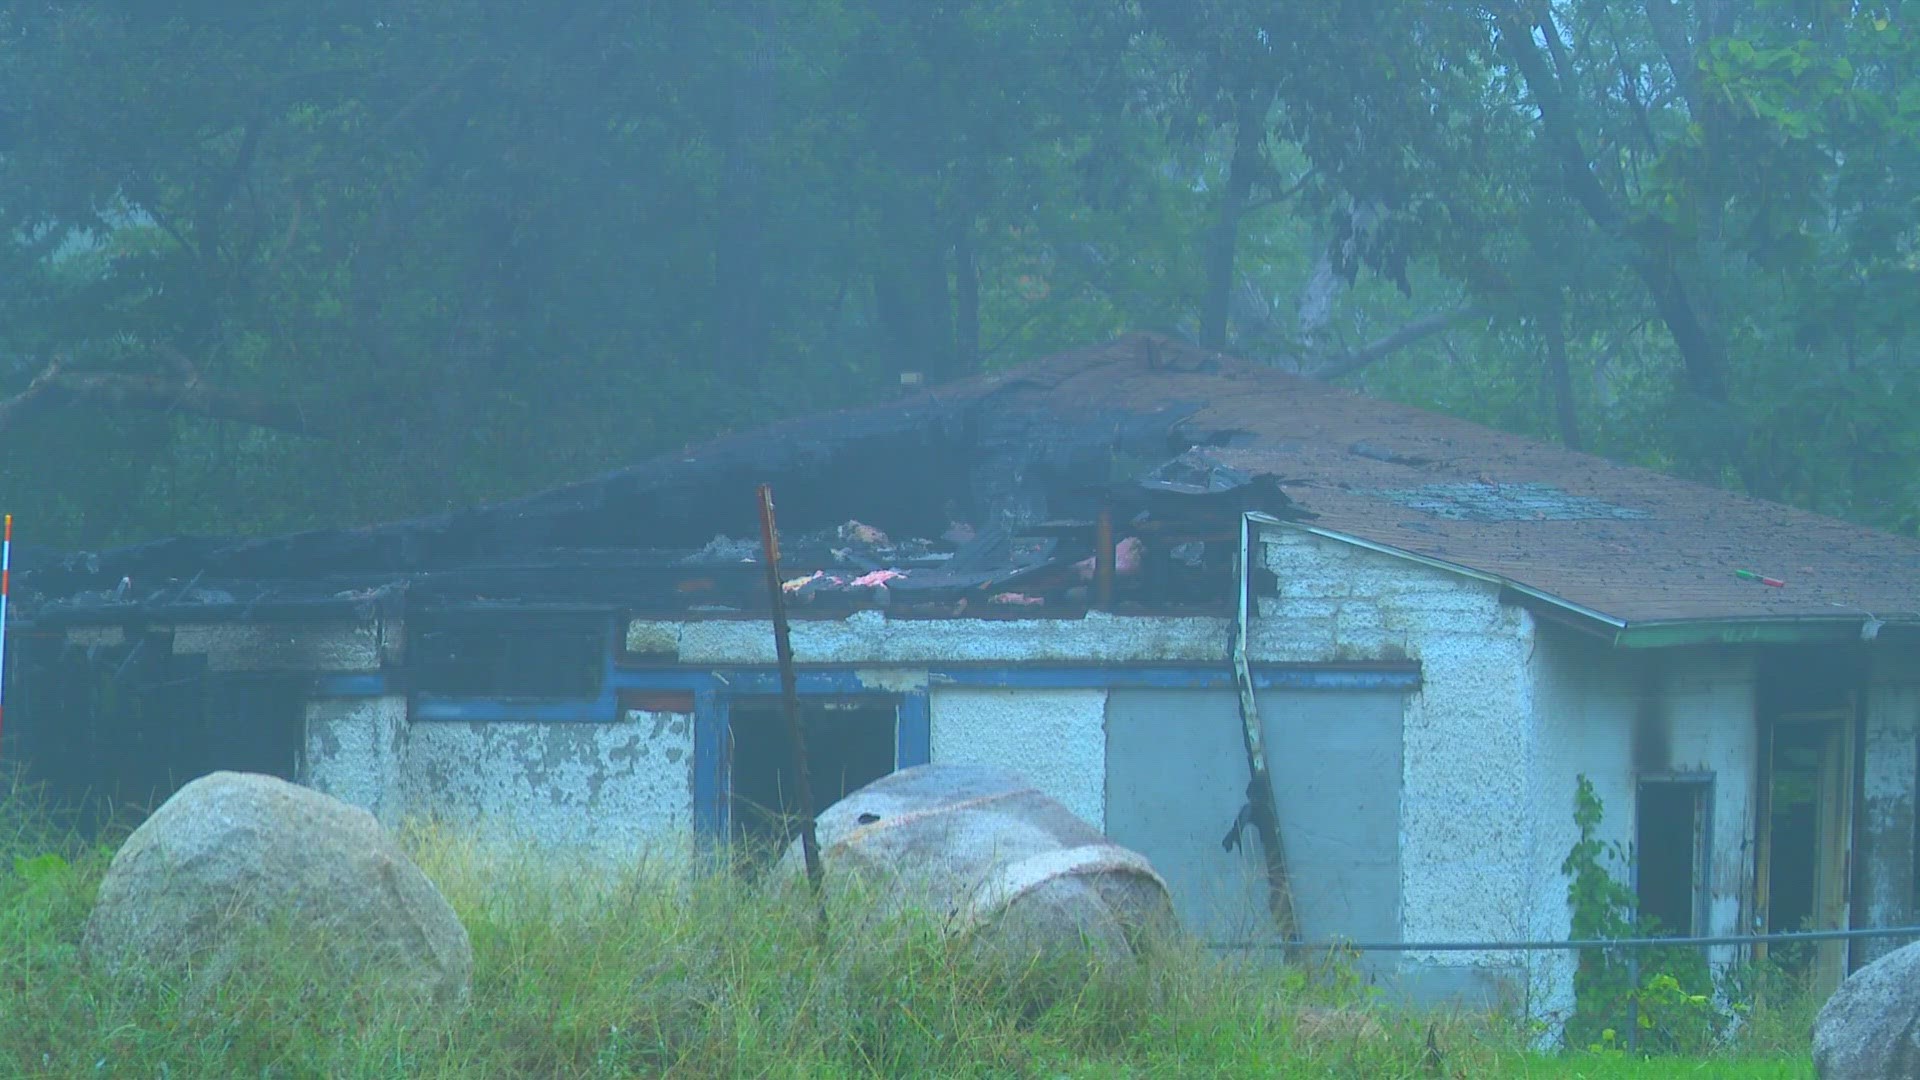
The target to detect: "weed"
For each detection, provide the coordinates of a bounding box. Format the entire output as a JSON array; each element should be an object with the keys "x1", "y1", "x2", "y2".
[{"x1": 0, "y1": 786, "x2": 1819, "y2": 1078}]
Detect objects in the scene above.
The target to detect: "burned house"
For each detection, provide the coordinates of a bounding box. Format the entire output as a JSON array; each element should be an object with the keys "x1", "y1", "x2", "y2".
[{"x1": 5, "y1": 332, "x2": 1920, "y2": 1020}]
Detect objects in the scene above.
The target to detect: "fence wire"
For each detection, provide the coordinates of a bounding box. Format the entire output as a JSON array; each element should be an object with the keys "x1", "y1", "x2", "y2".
[{"x1": 1209, "y1": 923, "x2": 1920, "y2": 952}]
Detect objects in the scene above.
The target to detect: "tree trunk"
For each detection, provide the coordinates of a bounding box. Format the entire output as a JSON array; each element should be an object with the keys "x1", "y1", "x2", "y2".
[
  {"x1": 874, "y1": 196, "x2": 955, "y2": 381},
  {"x1": 953, "y1": 212, "x2": 979, "y2": 374},
  {"x1": 1540, "y1": 297, "x2": 1584, "y2": 451},
  {"x1": 1296, "y1": 249, "x2": 1344, "y2": 357},
  {"x1": 713, "y1": 0, "x2": 775, "y2": 383},
  {"x1": 1495, "y1": 12, "x2": 1730, "y2": 408},
  {"x1": 1201, "y1": 90, "x2": 1268, "y2": 351}
]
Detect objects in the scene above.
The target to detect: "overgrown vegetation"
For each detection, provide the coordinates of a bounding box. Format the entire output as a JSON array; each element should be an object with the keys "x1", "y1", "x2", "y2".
[
  {"x1": 1560, "y1": 774, "x2": 1825, "y2": 1059},
  {"x1": 1, "y1": 776, "x2": 1818, "y2": 1078}
]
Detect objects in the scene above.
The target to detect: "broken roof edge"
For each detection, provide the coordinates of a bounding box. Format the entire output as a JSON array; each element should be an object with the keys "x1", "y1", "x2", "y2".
[{"x1": 1251, "y1": 516, "x2": 1917, "y2": 651}]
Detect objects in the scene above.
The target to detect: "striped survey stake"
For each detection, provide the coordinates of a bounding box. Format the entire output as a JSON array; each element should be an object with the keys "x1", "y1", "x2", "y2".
[{"x1": 0, "y1": 514, "x2": 9, "y2": 759}]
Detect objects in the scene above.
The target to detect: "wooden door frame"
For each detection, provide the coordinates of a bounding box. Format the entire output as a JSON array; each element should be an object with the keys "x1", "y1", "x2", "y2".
[{"x1": 1753, "y1": 701, "x2": 1858, "y2": 987}]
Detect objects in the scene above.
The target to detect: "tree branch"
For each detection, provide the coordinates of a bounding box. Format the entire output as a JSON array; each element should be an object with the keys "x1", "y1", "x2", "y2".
[
  {"x1": 1494, "y1": 8, "x2": 1729, "y2": 403},
  {"x1": 1244, "y1": 169, "x2": 1316, "y2": 214},
  {"x1": 1642, "y1": 0, "x2": 1707, "y2": 121},
  {"x1": 0, "y1": 359, "x2": 69, "y2": 432},
  {"x1": 1306, "y1": 305, "x2": 1486, "y2": 381},
  {"x1": 0, "y1": 353, "x2": 321, "y2": 437}
]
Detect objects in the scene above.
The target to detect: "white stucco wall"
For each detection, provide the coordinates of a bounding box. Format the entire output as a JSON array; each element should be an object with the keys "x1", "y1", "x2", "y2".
[
  {"x1": 273, "y1": 531, "x2": 1793, "y2": 1029},
  {"x1": 1256, "y1": 527, "x2": 1537, "y2": 1003},
  {"x1": 929, "y1": 687, "x2": 1107, "y2": 828},
  {"x1": 397, "y1": 710, "x2": 694, "y2": 861},
  {"x1": 173, "y1": 620, "x2": 387, "y2": 672},
  {"x1": 1255, "y1": 527, "x2": 1767, "y2": 1021},
  {"x1": 1862, "y1": 651, "x2": 1920, "y2": 960},
  {"x1": 303, "y1": 699, "x2": 695, "y2": 863},
  {"x1": 304, "y1": 695, "x2": 407, "y2": 824},
  {"x1": 1525, "y1": 631, "x2": 1757, "y2": 1028}
]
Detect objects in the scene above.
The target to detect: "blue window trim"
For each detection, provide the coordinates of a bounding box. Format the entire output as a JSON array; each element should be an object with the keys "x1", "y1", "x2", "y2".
[
  {"x1": 317, "y1": 661, "x2": 1420, "y2": 705},
  {"x1": 692, "y1": 687, "x2": 728, "y2": 837},
  {"x1": 314, "y1": 655, "x2": 1418, "y2": 840}
]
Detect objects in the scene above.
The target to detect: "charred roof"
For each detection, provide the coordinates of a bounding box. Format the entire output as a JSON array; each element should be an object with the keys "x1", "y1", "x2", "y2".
[{"x1": 14, "y1": 332, "x2": 1920, "y2": 632}]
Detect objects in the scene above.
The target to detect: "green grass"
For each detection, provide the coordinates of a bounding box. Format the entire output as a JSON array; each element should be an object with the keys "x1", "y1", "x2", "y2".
[{"x1": 1, "y1": 785, "x2": 1816, "y2": 1079}]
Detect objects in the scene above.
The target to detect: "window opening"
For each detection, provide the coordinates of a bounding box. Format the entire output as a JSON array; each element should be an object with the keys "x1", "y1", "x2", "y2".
[
  {"x1": 1636, "y1": 774, "x2": 1712, "y2": 936},
  {"x1": 727, "y1": 699, "x2": 896, "y2": 863},
  {"x1": 20, "y1": 633, "x2": 305, "y2": 835},
  {"x1": 408, "y1": 609, "x2": 607, "y2": 697}
]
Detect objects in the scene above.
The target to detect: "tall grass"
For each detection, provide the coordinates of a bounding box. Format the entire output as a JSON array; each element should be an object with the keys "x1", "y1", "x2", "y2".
[{"x1": 1, "y1": 779, "x2": 1816, "y2": 1078}]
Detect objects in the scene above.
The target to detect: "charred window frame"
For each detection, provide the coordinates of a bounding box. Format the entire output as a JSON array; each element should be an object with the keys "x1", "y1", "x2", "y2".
[
  {"x1": 1634, "y1": 770, "x2": 1715, "y2": 937},
  {"x1": 406, "y1": 608, "x2": 612, "y2": 699}
]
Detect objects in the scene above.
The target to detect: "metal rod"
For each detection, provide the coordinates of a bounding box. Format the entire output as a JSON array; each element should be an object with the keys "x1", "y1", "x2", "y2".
[
  {"x1": 1207, "y1": 924, "x2": 1920, "y2": 953},
  {"x1": 1094, "y1": 507, "x2": 1115, "y2": 610},
  {"x1": 755, "y1": 485, "x2": 826, "y2": 903}
]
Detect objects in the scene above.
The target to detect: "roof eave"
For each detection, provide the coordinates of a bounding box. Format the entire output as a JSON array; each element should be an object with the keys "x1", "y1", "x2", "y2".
[
  {"x1": 1249, "y1": 517, "x2": 1912, "y2": 649},
  {"x1": 1610, "y1": 618, "x2": 1915, "y2": 649}
]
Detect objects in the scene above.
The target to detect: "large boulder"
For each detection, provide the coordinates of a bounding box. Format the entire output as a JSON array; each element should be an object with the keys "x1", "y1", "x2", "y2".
[
  {"x1": 780, "y1": 763, "x2": 1175, "y2": 966},
  {"x1": 82, "y1": 771, "x2": 471, "y2": 1007},
  {"x1": 1814, "y1": 939, "x2": 1920, "y2": 1079}
]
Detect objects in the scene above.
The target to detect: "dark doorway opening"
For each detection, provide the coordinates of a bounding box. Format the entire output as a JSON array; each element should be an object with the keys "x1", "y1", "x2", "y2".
[
  {"x1": 15, "y1": 632, "x2": 307, "y2": 835},
  {"x1": 1636, "y1": 775, "x2": 1711, "y2": 935},
  {"x1": 1760, "y1": 708, "x2": 1855, "y2": 995},
  {"x1": 728, "y1": 699, "x2": 897, "y2": 858}
]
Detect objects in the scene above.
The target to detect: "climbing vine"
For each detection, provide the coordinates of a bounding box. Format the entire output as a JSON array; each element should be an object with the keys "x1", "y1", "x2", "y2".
[{"x1": 1560, "y1": 775, "x2": 1720, "y2": 1054}]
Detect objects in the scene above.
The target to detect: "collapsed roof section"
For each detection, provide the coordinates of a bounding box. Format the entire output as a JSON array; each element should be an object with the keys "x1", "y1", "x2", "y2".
[
  {"x1": 13, "y1": 345, "x2": 1306, "y2": 624},
  {"x1": 18, "y1": 330, "x2": 1920, "y2": 635}
]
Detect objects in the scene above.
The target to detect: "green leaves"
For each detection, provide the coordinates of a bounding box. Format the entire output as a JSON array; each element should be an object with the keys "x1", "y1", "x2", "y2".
[{"x1": 3, "y1": 0, "x2": 1917, "y2": 544}]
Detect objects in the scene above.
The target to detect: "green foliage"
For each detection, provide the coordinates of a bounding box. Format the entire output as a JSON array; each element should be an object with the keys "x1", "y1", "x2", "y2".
[
  {"x1": 2, "y1": 1, "x2": 1917, "y2": 547},
  {"x1": 0, "y1": 796, "x2": 1818, "y2": 1078},
  {"x1": 1559, "y1": 776, "x2": 1729, "y2": 1056}
]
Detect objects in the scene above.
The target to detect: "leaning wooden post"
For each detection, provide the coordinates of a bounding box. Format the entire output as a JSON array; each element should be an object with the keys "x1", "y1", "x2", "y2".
[
  {"x1": 756, "y1": 485, "x2": 828, "y2": 919},
  {"x1": 1231, "y1": 512, "x2": 1300, "y2": 954}
]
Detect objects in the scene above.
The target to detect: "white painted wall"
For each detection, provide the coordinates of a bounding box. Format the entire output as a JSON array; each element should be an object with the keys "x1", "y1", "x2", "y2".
[
  {"x1": 1861, "y1": 654, "x2": 1920, "y2": 960},
  {"x1": 1256, "y1": 527, "x2": 1537, "y2": 1004},
  {"x1": 1525, "y1": 631, "x2": 1758, "y2": 1029},
  {"x1": 930, "y1": 687, "x2": 1107, "y2": 829},
  {"x1": 1254, "y1": 527, "x2": 1764, "y2": 1022},
  {"x1": 304, "y1": 696, "x2": 406, "y2": 824},
  {"x1": 273, "y1": 535, "x2": 1797, "y2": 1031},
  {"x1": 303, "y1": 701, "x2": 695, "y2": 863},
  {"x1": 173, "y1": 620, "x2": 387, "y2": 672},
  {"x1": 398, "y1": 710, "x2": 694, "y2": 862}
]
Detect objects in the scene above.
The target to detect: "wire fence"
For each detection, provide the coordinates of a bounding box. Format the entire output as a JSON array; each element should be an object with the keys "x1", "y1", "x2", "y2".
[
  {"x1": 1208, "y1": 924, "x2": 1920, "y2": 1054},
  {"x1": 1209, "y1": 923, "x2": 1920, "y2": 953}
]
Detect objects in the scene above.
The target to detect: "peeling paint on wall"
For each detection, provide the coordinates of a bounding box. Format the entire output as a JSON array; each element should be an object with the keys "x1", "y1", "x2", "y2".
[
  {"x1": 301, "y1": 699, "x2": 695, "y2": 864},
  {"x1": 854, "y1": 667, "x2": 929, "y2": 693},
  {"x1": 303, "y1": 696, "x2": 406, "y2": 824},
  {"x1": 1861, "y1": 686, "x2": 1919, "y2": 963},
  {"x1": 398, "y1": 710, "x2": 694, "y2": 862},
  {"x1": 930, "y1": 688, "x2": 1106, "y2": 828}
]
